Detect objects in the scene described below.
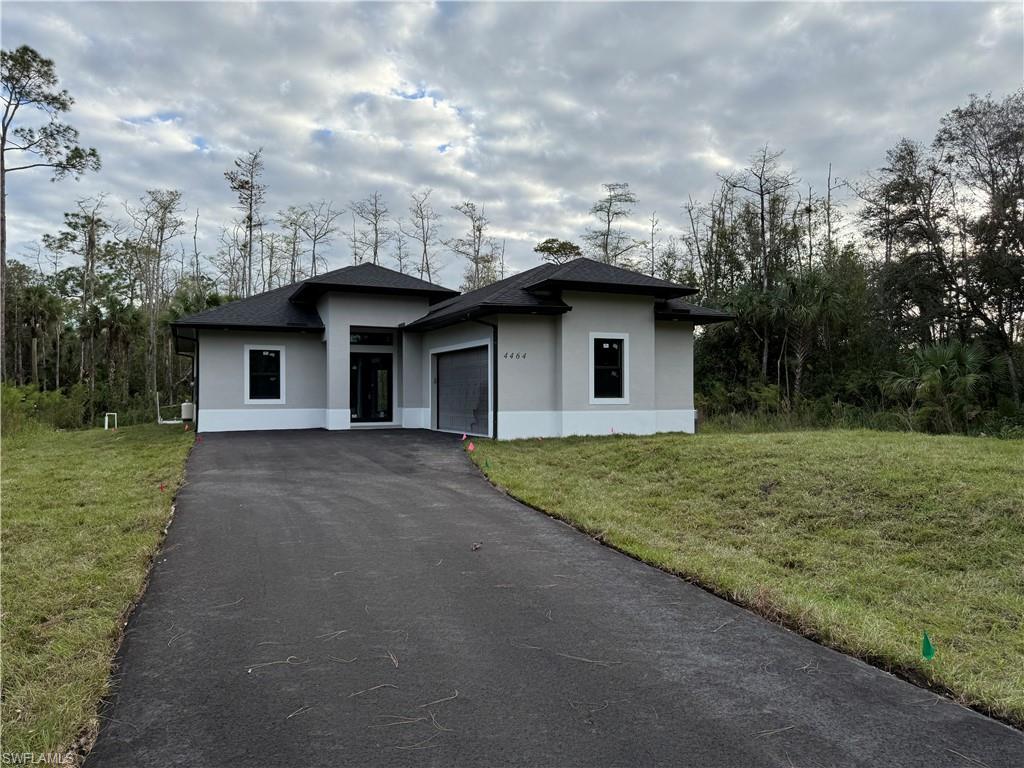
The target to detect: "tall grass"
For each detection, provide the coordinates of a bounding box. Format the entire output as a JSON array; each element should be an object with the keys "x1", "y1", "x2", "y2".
[{"x1": 1, "y1": 384, "x2": 160, "y2": 435}]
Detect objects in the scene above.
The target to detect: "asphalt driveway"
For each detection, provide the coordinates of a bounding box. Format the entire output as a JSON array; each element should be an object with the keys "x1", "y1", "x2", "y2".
[{"x1": 88, "y1": 429, "x2": 1023, "y2": 767}]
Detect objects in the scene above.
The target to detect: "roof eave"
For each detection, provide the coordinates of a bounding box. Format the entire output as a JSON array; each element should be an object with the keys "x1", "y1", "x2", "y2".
[
  {"x1": 654, "y1": 310, "x2": 735, "y2": 325},
  {"x1": 170, "y1": 321, "x2": 324, "y2": 332},
  {"x1": 404, "y1": 303, "x2": 570, "y2": 332},
  {"x1": 525, "y1": 278, "x2": 698, "y2": 299}
]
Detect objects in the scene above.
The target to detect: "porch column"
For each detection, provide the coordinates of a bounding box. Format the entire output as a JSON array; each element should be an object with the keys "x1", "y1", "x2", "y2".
[{"x1": 323, "y1": 296, "x2": 351, "y2": 430}]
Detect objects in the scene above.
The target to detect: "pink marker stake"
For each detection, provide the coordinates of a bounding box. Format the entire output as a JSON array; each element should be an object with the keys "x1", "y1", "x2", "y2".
[
  {"x1": 467, "y1": 441, "x2": 476, "y2": 452},
  {"x1": 461, "y1": 433, "x2": 468, "y2": 441}
]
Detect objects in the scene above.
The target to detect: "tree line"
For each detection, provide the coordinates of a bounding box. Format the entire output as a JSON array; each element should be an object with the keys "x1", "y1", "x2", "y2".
[{"x1": 2, "y1": 44, "x2": 1021, "y2": 435}]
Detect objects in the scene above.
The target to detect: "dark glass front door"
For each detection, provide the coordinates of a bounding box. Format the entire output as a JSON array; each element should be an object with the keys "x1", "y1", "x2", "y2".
[{"x1": 350, "y1": 352, "x2": 393, "y2": 423}]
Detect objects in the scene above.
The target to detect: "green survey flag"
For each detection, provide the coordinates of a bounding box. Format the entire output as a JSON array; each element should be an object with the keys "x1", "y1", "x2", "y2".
[{"x1": 921, "y1": 631, "x2": 935, "y2": 661}]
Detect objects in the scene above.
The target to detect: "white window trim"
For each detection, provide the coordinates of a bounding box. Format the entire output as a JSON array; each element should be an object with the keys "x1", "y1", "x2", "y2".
[
  {"x1": 244, "y1": 344, "x2": 286, "y2": 405},
  {"x1": 589, "y1": 332, "x2": 629, "y2": 405}
]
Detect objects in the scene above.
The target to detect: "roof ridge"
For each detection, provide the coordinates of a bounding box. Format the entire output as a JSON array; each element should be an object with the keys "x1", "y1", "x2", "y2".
[
  {"x1": 297, "y1": 261, "x2": 457, "y2": 293},
  {"x1": 423, "y1": 262, "x2": 556, "y2": 314}
]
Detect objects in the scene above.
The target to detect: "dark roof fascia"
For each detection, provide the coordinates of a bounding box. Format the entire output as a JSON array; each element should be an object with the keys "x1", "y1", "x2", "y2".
[
  {"x1": 289, "y1": 282, "x2": 458, "y2": 305},
  {"x1": 404, "y1": 302, "x2": 570, "y2": 332},
  {"x1": 654, "y1": 308, "x2": 734, "y2": 325},
  {"x1": 525, "y1": 278, "x2": 698, "y2": 299},
  {"x1": 170, "y1": 321, "x2": 324, "y2": 332}
]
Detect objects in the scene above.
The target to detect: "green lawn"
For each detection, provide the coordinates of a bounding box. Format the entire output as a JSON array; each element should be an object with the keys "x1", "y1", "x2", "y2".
[
  {"x1": 1, "y1": 424, "x2": 193, "y2": 755},
  {"x1": 470, "y1": 429, "x2": 1024, "y2": 725}
]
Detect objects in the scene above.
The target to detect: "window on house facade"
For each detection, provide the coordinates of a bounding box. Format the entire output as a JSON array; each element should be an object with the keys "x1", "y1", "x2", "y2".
[
  {"x1": 247, "y1": 347, "x2": 283, "y2": 401},
  {"x1": 593, "y1": 337, "x2": 624, "y2": 399},
  {"x1": 350, "y1": 331, "x2": 394, "y2": 346}
]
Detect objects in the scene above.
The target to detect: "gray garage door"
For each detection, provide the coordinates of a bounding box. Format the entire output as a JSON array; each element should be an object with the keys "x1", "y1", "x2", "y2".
[{"x1": 436, "y1": 346, "x2": 489, "y2": 435}]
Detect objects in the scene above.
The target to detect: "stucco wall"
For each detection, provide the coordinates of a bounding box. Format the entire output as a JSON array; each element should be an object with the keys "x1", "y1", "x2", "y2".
[
  {"x1": 199, "y1": 330, "x2": 326, "y2": 409},
  {"x1": 195, "y1": 290, "x2": 696, "y2": 437},
  {"x1": 559, "y1": 291, "x2": 656, "y2": 412},
  {"x1": 495, "y1": 293, "x2": 696, "y2": 439},
  {"x1": 654, "y1": 321, "x2": 694, "y2": 410},
  {"x1": 496, "y1": 315, "x2": 559, "y2": 412},
  {"x1": 317, "y1": 292, "x2": 431, "y2": 428},
  {"x1": 197, "y1": 329, "x2": 326, "y2": 431}
]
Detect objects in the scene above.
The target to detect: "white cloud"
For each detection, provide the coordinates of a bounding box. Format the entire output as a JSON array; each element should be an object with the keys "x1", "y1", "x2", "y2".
[{"x1": 2, "y1": 1, "x2": 1021, "y2": 288}]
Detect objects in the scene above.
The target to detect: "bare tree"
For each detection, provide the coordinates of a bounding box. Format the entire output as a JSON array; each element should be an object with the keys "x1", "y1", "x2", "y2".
[
  {"x1": 387, "y1": 224, "x2": 411, "y2": 274},
  {"x1": 350, "y1": 192, "x2": 392, "y2": 266},
  {"x1": 722, "y1": 147, "x2": 798, "y2": 380},
  {"x1": 211, "y1": 222, "x2": 246, "y2": 296},
  {"x1": 582, "y1": 182, "x2": 640, "y2": 265},
  {"x1": 275, "y1": 206, "x2": 308, "y2": 283},
  {"x1": 298, "y1": 200, "x2": 343, "y2": 276},
  {"x1": 42, "y1": 195, "x2": 110, "y2": 401},
  {"x1": 124, "y1": 189, "x2": 184, "y2": 398},
  {"x1": 645, "y1": 211, "x2": 661, "y2": 276},
  {"x1": 224, "y1": 147, "x2": 265, "y2": 296},
  {"x1": 347, "y1": 210, "x2": 360, "y2": 265},
  {"x1": 259, "y1": 230, "x2": 288, "y2": 290},
  {"x1": 722, "y1": 145, "x2": 797, "y2": 293},
  {"x1": 402, "y1": 188, "x2": 442, "y2": 282},
  {"x1": 190, "y1": 209, "x2": 203, "y2": 299},
  {"x1": 447, "y1": 201, "x2": 499, "y2": 291}
]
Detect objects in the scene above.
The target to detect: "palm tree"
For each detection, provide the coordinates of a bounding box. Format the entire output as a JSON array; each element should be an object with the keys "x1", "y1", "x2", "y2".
[
  {"x1": 883, "y1": 341, "x2": 986, "y2": 433},
  {"x1": 102, "y1": 294, "x2": 140, "y2": 403},
  {"x1": 22, "y1": 284, "x2": 61, "y2": 386},
  {"x1": 784, "y1": 269, "x2": 842, "y2": 403}
]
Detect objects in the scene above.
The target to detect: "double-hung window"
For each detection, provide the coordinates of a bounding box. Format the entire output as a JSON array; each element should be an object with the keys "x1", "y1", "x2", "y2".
[
  {"x1": 245, "y1": 345, "x2": 285, "y2": 404},
  {"x1": 590, "y1": 333, "x2": 628, "y2": 404}
]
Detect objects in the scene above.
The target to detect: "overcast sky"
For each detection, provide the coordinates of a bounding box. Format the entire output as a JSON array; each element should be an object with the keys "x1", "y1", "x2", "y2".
[{"x1": 4, "y1": 1, "x2": 1022, "y2": 288}]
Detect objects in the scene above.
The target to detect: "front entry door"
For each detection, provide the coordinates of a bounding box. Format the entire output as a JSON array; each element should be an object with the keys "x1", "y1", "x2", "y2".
[{"x1": 350, "y1": 352, "x2": 393, "y2": 423}]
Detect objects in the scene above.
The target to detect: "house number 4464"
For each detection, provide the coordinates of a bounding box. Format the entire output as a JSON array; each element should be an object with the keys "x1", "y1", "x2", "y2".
[{"x1": 503, "y1": 351, "x2": 527, "y2": 359}]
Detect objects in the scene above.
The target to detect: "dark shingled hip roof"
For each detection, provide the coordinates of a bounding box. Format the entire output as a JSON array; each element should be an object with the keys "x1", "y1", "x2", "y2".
[
  {"x1": 403, "y1": 263, "x2": 571, "y2": 331},
  {"x1": 172, "y1": 263, "x2": 456, "y2": 331},
  {"x1": 289, "y1": 262, "x2": 457, "y2": 304},
  {"x1": 171, "y1": 283, "x2": 325, "y2": 331},
  {"x1": 522, "y1": 257, "x2": 699, "y2": 298},
  {"x1": 171, "y1": 258, "x2": 732, "y2": 333},
  {"x1": 405, "y1": 257, "x2": 702, "y2": 331}
]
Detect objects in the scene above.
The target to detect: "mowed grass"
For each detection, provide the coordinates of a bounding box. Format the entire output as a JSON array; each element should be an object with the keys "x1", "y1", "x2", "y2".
[
  {"x1": 1, "y1": 424, "x2": 193, "y2": 754},
  {"x1": 470, "y1": 429, "x2": 1024, "y2": 725}
]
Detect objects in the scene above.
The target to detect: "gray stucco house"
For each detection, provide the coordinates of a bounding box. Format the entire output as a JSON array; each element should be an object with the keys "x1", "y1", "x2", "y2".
[{"x1": 171, "y1": 257, "x2": 731, "y2": 439}]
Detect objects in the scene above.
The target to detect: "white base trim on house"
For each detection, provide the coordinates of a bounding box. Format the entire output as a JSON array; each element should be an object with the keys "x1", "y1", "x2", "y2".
[
  {"x1": 654, "y1": 409, "x2": 696, "y2": 434},
  {"x1": 498, "y1": 411, "x2": 563, "y2": 440},
  {"x1": 196, "y1": 407, "x2": 696, "y2": 437},
  {"x1": 401, "y1": 407, "x2": 430, "y2": 429},
  {"x1": 498, "y1": 409, "x2": 696, "y2": 439},
  {"x1": 325, "y1": 409, "x2": 351, "y2": 431},
  {"x1": 198, "y1": 408, "x2": 326, "y2": 433}
]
